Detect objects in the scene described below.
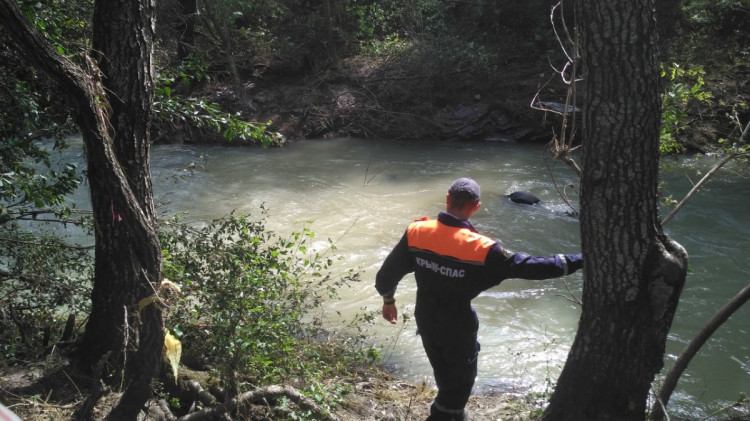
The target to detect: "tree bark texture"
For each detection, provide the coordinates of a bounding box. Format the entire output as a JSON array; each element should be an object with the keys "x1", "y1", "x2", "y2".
[
  {"x1": 0, "y1": 0, "x2": 164, "y2": 419},
  {"x1": 543, "y1": 1, "x2": 688, "y2": 420},
  {"x1": 86, "y1": 1, "x2": 164, "y2": 419}
]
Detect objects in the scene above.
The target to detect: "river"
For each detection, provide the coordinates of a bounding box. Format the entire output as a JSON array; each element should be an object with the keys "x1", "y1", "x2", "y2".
[{"x1": 62, "y1": 136, "x2": 748, "y2": 419}]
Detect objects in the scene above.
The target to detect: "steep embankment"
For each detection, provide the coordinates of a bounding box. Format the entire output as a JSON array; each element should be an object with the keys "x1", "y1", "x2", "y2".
[{"x1": 157, "y1": 40, "x2": 748, "y2": 153}]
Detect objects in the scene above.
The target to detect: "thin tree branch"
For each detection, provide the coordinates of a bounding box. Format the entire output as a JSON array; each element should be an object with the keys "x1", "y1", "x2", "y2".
[
  {"x1": 661, "y1": 150, "x2": 749, "y2": 226},
  {"x1": 650, "y1": 385, "x2": 672, "y2": 421},
  {"x1": 0, "y1": 236, "x2": 93, "y2": 250},
  {"x1": 739, "y1": 117, "x2": 750, "y2": 144},
  {"x1": 652, "y1": 282, "x2": 750, "y2": 420},
  {"x1": 662, "y1": 118, "x2": 750, "y2": 226}
]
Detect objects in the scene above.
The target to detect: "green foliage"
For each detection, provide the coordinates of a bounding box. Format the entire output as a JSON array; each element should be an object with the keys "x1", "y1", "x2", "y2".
[
  {"x1": 168, "y1": 55, "x2": 213, "y2": 88},
  {"x1": 0, "y1": 138, "x2": 83, "y2": 225},
  {"x1": 1, "y1": 203, "x2": 367, "y2": 415},
  {"x1": 659, "y1": 63, "x2": 713, "y2": 154},
  {"x1": 0, "y1": 49, "x2": 77, "y2": 142},
  {"x1": 0, "y1": 221, "x2": 93, "y2": 362},
  {"x1": 0, "y1": 78, "x2": 45, "y2": 136},
  {"x1": 2, "y1": 203, "x2": 369, "y2": 415},
  {"x1": 0, "y1": 121, "x2": 89, "y2": 360},
  {"x1": 0, "y1": 3, "x2": 85, "y2": 227},
  {"x1": 719, "y1": 101, "x2": 750, "y2": 151},
  {"x1": 350, "y1": 0, "x2": 445, "y2": 41},
  {"x1": 676, "y1": 0, "x2": 750, "y2": 62},
  {"x1": 154, "y1": 64, "x2": 282, "y2": 146},
  {"x1": 683, "y1": 0, "x2": 750, "y2": 27},
  {"x1": 17, "y1": 0, "x2": 91, "y2": 57},
  {"x1": 345, "y1": 1, "x2": 394, "y2": 48},
  {"x1": 0, "y1": 1, "x2": 96, "y2": 364},
  {"x1": 718, "y1": 137, "x2": 750, "y2": 155},
  {"x1": 160, "y1": 211, "x2": 363, "y2": 409}
]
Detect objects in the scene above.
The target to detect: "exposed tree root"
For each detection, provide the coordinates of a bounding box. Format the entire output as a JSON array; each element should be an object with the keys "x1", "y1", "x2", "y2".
[{"x1": 176, "y1": 385, "x2": 337, "y2": 421}]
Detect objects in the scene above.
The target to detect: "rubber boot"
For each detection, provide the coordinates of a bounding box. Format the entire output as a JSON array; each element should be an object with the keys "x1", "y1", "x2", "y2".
[{"x1": 426, "y1": 403, "x2": 469, "y2": 421}]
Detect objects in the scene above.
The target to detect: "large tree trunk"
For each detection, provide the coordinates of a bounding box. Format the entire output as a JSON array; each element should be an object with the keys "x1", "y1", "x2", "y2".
[
  {"x1": 84, "y1": 1, "x2": 164, "y2": 418},
  {"x1": 0, "y1": 0, "x2": 164, "y2": 418},
  {"x1": 543, "y1": 2, "x2": 688, "y2": 420}
]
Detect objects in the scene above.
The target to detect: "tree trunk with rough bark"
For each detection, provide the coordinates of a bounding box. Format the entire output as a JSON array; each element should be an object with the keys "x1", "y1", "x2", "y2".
[
  {"x1": 85, "y1": 1, "x2": 164, "y2": 418},
  {"x1": 0, "y1": 0, "x2": 164, "y2": 418},
  {"x1": 542, "y1": 1, "x2": 688, "y2": 420}
]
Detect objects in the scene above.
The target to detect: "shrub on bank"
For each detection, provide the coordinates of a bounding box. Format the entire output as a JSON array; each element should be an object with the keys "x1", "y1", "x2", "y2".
[
  {"x1": 1, "y1": 209, "x2": 371, "y2": 419},
  {"x1": 159, "y1": 210, "x2": 368, "y2": 416}
]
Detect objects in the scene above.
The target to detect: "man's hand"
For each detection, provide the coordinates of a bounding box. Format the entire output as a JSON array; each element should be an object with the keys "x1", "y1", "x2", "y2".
[{"x1": 382, "y1": 302, "x2": 398, "y2": 324}]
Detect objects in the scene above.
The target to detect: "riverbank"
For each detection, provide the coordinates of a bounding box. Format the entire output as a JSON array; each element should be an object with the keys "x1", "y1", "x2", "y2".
[
  {"x1": 152, "y1": 33, "x2": 747, "y2": 154},
  {"x1": 0, "y1": 356, "x2": 539, "y2": 420}
]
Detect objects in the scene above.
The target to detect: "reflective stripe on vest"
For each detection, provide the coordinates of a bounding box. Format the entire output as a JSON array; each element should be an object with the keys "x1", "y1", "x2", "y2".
[{"x1": 406, "y1": 219, "x2": 495, "y2": 264}]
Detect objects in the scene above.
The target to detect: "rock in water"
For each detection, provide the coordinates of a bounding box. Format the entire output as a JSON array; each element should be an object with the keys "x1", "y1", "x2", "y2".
[{"x1": 508, "y1": 191, "x2": 540, "y2": 205}]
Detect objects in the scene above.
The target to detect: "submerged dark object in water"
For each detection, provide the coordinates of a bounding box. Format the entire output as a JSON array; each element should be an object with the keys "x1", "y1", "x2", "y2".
[{"x1": 507, "y1": 191, "x2": 540, "y2": 205}]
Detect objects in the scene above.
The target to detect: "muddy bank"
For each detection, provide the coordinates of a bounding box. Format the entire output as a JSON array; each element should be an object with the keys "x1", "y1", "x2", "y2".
[
  {"x1": 154, "y1": 48, "x2": 747, "y2": 154},
  {"x1": 153, "y1": 43, "x2": 577, "y2": 147}
]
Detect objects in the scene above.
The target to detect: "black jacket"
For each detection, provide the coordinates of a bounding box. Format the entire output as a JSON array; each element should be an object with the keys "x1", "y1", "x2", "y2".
[{"x1": 376, "y1": 212, "x2": 582, "y2": 332}]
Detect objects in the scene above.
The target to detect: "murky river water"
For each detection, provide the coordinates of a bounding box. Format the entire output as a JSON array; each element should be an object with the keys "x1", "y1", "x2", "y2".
[{"x1": 63, "y1": 137, "x2": 748, "y2": 419}]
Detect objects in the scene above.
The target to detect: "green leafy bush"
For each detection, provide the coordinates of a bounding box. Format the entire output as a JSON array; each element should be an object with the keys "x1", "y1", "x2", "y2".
[
  {"x1": 1, "y1": 135, "x2": 90, "y2": 362},
  {"x1": 153, "y1": 70, "x2": 281, "y2": 146},
  {"x1": 659, "y1": 63, "x2": 712, "y2": 154},
  {"x1": 0, "y1": 221, "x2": 93, "y2": 361},
  {"x1": 0, "y1": 138, "x2": 82, "y2": 225},
  {"x1": 159, "y1": 211, "x2": 363, "y2": 406}
]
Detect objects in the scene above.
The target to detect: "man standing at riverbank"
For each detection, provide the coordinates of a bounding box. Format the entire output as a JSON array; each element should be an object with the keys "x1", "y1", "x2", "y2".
[{"x1": 375, "y1": 177, "x2": 583, "y2": 421}]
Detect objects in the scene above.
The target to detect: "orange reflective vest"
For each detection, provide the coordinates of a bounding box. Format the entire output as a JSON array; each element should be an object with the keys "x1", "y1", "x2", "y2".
[
  {"x1": 407, "y1": 219, "x2": 497, "y2": 275},
  {"x1": 376, "y1": 212, "x2": 577, "y2": 304}
]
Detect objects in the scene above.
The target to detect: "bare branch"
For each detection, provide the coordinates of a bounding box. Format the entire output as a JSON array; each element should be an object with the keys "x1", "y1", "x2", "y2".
[
  {"x1": 652, "y1": 282, "x2": 750, "y2": 420},
  {"x1": 662, "y1": 116, "x2": 750, "y2": 226},
  {"x1": 555, "y1": 278, "x2": 582, "y2": 306},
  {"x1": 551, "y1": 1, "x2": 574, "y2": 63},
  {"x1": 534, "y1": 0, "x2": 583, "y2": 210},
  {"x1": 661, "y1": 149, "x2": 750, "y2": 226},
  {"x1": 0, "y1": 235, "x2": 93, "y2": 251},
  {"x1": 740, "y1": 118, "x2": 750, "y2": 144}
]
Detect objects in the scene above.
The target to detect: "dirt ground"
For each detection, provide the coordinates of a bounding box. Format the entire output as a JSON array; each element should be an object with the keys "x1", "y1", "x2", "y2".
[
  {"x1": 330, "y1": 369, "x2": 538, "y2": 421},
  {"x1": 0, "y1": 359, "x2": 538, "y2": 420}
]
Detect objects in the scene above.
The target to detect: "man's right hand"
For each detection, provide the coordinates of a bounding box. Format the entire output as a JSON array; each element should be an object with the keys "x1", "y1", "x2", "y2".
[{"x1": 382, "y1": 303, "x2": 398, "y2": 324}]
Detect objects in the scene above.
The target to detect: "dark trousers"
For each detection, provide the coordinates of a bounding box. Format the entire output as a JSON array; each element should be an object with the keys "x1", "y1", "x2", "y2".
[{"x1": 419, "y1": 327, "x2": 479, "y2": 419}]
